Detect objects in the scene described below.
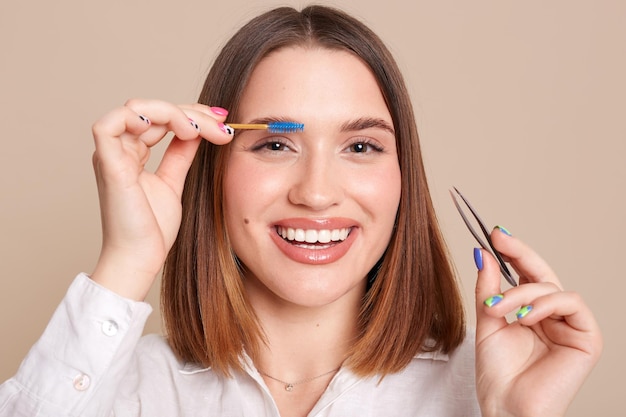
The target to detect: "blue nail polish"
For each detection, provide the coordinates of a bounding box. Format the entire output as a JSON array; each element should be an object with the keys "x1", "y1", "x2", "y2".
[
  {"x1": 516, "y1": 305, "x2": 533, "y2": 319},
  {"x1": 473, "y1": 248, "x2": 483, "y2": 271},
  {"x1": 495, "y1": 225, "x2": 512, "y2": 236},
  {"x1": 484, "y1": 294, "x2": 504, "y2": 307}
]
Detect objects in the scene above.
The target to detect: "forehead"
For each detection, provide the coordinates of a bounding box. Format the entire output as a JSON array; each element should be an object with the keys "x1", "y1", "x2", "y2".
[{"x1": 237, "y1": 46, "x2": 391, "y2": 125}]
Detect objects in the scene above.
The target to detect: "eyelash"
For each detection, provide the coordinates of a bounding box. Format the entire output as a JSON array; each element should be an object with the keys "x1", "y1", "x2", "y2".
[
  {"x1": 250, "y1": 138, "x2": 385, "y2": 154},
  {"x1": 250, "y1": 138, "x2": 292, "y2": 153},
  {"x1": 345, "y1": 138, "x2": 384, "y2": 154}
]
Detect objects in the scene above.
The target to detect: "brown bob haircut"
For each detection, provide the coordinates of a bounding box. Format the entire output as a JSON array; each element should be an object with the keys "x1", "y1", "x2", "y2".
[{"x1": 162, "y1": 5, "x2": 465, "y2": 377}]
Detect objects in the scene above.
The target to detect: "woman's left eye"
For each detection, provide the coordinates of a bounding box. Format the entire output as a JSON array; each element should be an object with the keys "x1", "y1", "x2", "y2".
[{"x1": 346, "y1": 140, "x2": 384, "y2": 153}]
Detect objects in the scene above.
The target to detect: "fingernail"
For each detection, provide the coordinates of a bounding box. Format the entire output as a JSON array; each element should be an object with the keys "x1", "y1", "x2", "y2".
[
  {"x1": 189, "y1": 118, "x2": 201, "y2": 133},
  {"x1": 484, "y1": 294, "x2": 504, "y2": 307},
  {"x1": 516, "y1": 305, "x2": 533, "y2": 319},
  {"x1": 218, "y1": 122, "x2": 234, "y2": 135},
  {"x1": 210, "y1": 106, "x2": 229, "y2": 116},
  {"x1": 495, "y1": 225, "x2": 512, "y2": 236},
  {"x1": 473, "y1": 248, "x2": 483, "y2": 271},
  {"x1": 139, "y1": 114, "x2": 151, "y2": 125}
]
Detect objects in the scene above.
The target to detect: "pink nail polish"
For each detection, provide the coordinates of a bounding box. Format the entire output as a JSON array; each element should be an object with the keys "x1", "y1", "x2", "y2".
[
  {"x1": 211, "y1": 106, "x2": 229, "y2": 116},
  {"x1": 218, "y1": 122, "x2": 234, "y2": 135}
]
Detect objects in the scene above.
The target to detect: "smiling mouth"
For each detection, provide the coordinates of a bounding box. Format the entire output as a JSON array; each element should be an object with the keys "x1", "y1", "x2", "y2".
[{"x1": 275, "y1": 226, "x2": 352, "y2": 247}]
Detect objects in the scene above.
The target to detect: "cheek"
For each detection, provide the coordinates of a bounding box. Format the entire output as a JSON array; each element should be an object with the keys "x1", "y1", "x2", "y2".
[
  {"x1": 223, "y1": 157, "x2": 284, "y2": 218},
  {"x1": 223, "y1": 160, "x2": 257, "y2": 258},
  {"x1": 223, "y1": 158, "x2": 251, "y2": 233},
  {"x1": 354, "y1": 164, "x2": 402, "y2": 218}
]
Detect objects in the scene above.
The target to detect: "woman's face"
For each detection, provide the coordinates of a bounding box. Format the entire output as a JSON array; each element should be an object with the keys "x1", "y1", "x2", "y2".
[{"x1": 223, "y1": 47, "x2": 401, "y2": 309}]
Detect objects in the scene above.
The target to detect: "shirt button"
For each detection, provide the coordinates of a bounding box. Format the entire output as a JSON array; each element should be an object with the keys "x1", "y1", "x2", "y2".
[
  {"x1": 101, "y1": 320, "x2": 119, "y2": 336},
  {"x1": 73, "y1": 373, "x2": 91, "y2": 391}
]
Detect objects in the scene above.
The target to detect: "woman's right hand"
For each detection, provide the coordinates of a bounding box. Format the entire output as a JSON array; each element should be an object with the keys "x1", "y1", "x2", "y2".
[{"x1": 90, "y1": 99, "x2": 233, "y2": 300}]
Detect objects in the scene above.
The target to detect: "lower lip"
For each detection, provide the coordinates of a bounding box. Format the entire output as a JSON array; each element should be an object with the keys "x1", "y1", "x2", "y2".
[{"x1": 269, "y1": 227, "x2": 357, "y2": 265}]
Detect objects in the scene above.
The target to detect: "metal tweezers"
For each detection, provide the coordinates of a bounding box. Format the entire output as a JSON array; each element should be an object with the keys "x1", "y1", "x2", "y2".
[{"x1": 450, "y1": 187, "x2": 518, "y2": 287}]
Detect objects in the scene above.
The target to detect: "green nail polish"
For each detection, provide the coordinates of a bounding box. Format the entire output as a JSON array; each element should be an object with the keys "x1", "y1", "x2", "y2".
[
  {"x1": 495, "y1": 225, "x2": 512, "y2": 236},
  {"x1": 516, "y1": 305, "x2": 533, "y2": 319},
  {"x1": 484, "y1": 294, "x2": 504, "y2": 307}
]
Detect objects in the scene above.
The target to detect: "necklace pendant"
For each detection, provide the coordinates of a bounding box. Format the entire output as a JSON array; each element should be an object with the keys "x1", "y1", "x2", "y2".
[{"x1": 285, "y1": 383, "x2": 294, "y2": 392}]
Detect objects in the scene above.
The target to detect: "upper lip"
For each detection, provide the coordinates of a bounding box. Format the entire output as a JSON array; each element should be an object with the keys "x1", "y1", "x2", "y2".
[{"x1": 272, "y1": 217, "x2": 357, "y2": 230}]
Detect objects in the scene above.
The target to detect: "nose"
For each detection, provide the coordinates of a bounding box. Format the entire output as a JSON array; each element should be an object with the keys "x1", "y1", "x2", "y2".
[{"x1": 287, "y1": 153, "x2": 344, "y2": 211}]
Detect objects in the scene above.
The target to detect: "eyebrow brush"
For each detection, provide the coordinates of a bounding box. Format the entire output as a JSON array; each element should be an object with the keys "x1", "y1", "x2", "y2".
[{"x1": 227, "y1": 121, "x2": 304, "y2": 133}]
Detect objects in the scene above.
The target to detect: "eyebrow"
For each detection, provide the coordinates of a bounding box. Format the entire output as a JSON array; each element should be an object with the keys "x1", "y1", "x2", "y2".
[
  {"x1": 245, "y1": 116, "x2": 299, "y2": 125},
  {"x1": 231, "y1": 116, "x2": 297, "y2": 138},
  {"x1": 340, "y1": 117, "x2": 395, "y2": 135},
  {"x1": 242, "y1": 116, "x2": 395, "y2": 135}
]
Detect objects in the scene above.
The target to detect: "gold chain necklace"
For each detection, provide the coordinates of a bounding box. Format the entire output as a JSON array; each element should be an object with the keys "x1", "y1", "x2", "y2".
[{"x1": 259, "y1": 367, "x2": 340, "y2": 392}]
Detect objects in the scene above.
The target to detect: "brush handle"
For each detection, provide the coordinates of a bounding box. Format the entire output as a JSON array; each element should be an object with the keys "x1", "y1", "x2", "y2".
[{"x1": 227, "y1": 123, "x2": 269, "y2": 130}]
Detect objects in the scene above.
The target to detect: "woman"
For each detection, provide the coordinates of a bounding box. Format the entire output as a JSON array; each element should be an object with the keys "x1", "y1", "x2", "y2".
[{"x1": 0, "y1": 5, "x2": 601, "y2": 417}]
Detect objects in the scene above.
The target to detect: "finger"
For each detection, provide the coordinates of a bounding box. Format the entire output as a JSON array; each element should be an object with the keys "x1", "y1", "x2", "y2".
[
  {"x1": 179, "y1": 104, "x2": 231, "y2": 142},
  {"x1": 515, "y1": 291, "x2": 603, "y2": 360},
  {"x1": 475, "y1": 248, "x2": 508, "y2": 342},
  {"x1": 180, "y1": 107, "x2": 234, "y2": 145},
  {"x1": 124, "y1": 99, "x2": 233, "y2": 144},
  {"x1": 123, "y1": 99, "x2": 202, "y2": 142},
  {"x1": 155, "y1": 136, "x2": 202, "y2": 196},
  {"x1": 490, "y1": 227, "x2": 563, "y2": 289},
  {"x1": 180, "y1": 103, "x2": 229, "y2": 122},
  {"x1": 515, "y1": 291, "x2": 599, "y2": 334},
  {"x1": 481, "y1": 280, "x2": 560, "y2": 320},
  {"x1": 92, "y1": 106, "x2": 152, "y2": 166},
  {"x1": 153, "y1": 107, "x2": 233, "y2": 195}
]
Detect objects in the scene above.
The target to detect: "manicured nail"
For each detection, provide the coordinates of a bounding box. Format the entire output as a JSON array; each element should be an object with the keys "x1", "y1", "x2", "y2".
[
  {"x1": 218, "y1": 122, "x2": 235, "y2": 135},
  {"x1": 473, "y1": 248, "x2": 483, "y2": 271},
  {"x1": 139, "y1": 114, "x2": 151, "y2": 125},
  {"x1": 189, "y1": 118, "x2": 201, "y2": 133},
  {"x1": 495, "y1": 225, "x2": 512, "y2": 236},
  {"x1": 484, "y1": 294, "x2": 504, "y2": 307},
  {"x1": 210, "y1": 106, "x2": 229, "y2": 116},
  {"x1": 516, "y1": 305, "x2": 533, "y2": 319}
]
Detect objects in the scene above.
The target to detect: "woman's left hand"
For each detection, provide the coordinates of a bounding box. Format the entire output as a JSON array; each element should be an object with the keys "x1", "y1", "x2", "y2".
[{"x1": 474, "y1": 227, "x2": 603, "y2": 417}]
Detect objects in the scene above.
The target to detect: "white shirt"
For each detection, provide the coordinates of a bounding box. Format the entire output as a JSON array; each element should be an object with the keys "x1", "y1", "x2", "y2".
[{"x1": 0, "y1": 274, "x2": 480, "y2": 416}]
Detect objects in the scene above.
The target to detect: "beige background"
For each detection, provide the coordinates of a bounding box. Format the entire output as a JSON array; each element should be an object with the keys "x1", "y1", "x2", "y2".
[{"x1": 1, "y1": 0, "x2": 624, "y2": 415}]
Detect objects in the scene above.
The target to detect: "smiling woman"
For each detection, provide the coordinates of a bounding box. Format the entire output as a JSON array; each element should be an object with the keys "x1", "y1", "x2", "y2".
[
  {"x1": 224, "y1": 46, "x2": 402, "y2": 313},
  {"x1": 163, "y1": 12, "x2": 464, "y2": 391},
  {"x1": 0, "y1": 4, "x2": 602, "y2": 417}
]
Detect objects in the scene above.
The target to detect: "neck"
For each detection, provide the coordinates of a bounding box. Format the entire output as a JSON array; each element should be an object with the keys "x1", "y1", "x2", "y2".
[
  {"x1": 244, "y1": 277, "x2": 365, "y2": 417},
  {"x1": 245, "y1": 278, "x2": 364, "y2": 383}
]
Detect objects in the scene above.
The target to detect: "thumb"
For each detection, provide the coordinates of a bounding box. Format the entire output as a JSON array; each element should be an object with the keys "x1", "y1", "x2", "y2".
[
  {"x1": 155, "y1": 136, "x2": 202, "y2": 197},
  {"x1": 475, "y1": 248, "x2": 508, "y2": 343}
]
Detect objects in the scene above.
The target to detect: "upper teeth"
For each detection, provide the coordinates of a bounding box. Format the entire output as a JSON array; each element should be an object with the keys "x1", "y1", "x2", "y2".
[{"x1": 277, "y1": 226, "x2": 351, "y2": 243}]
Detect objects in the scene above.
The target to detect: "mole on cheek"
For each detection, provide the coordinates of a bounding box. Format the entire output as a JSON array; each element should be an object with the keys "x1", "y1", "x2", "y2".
[{"x1": 244, "y1": 218, "x2": 250, "y2": 225}]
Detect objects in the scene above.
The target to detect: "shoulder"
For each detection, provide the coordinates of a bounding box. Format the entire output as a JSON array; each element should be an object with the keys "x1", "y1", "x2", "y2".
[
  {"x1": 343, "y1": 329, "x2": 479, "y2": 415},
  {"x1": 392, "y1": 328, "x2": 476, "y2": 397},
  {"x1": 130, "y1": 333, "x2": 189, "y2": 376},
  {"x1": 133, "y1": 334, "x2": 216, "y2": 378},
  {"x1": 413, "y1": 327, "x2": 475, "y2": 364},
  {"x1": 136, "y1": 333, "x2": 172, "y2": 351},
  {"x1": 448, "y1": 326, "x2": 476, "y2": 363}
]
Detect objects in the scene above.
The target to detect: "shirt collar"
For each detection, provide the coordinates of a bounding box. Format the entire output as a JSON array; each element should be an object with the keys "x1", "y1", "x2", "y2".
[
  {"x1": 178, "y1": 348, "x2": 449, "y2": 376},
  {"x1": 179, "y1": 362, "x2": 211, "y2": 375}
]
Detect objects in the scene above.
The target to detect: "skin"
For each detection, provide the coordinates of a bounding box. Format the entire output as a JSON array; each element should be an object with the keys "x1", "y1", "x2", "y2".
[
  {"x1": 475, "y1": 231, "x2": 603, "y2": 417},
  {"x1": 223, "y1": 47, "x2": 401, "y2": 415},
  {"x1": 224, "y1": 47, "x2": 400, "y2": 308},
  {"x1": 89, "y1": 48, "x2": 602, "y2": 417}
]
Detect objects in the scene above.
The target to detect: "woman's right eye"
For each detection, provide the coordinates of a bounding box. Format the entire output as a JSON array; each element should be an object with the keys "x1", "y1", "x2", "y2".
[{"x1": 251, "y1": 140, "x2": 292, "y2": 153}]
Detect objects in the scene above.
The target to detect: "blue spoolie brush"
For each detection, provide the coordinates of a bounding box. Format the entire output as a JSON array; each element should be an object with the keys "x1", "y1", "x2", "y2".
[{"x1": 228, "y1": 121, "x2": 304, "y2": 133}]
